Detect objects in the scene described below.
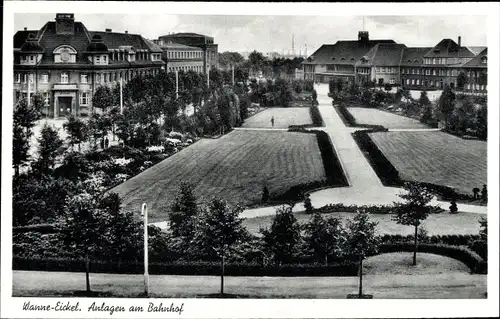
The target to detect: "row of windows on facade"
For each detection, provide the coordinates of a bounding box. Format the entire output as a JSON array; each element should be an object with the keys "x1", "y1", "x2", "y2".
[
  {"x1": 167, "y1": 65, "x2": 204, "y2": 72},
  {"x1": 15, "y1": 69, "x2": 160, "y2": 84},
  {"x1": 22, "y1": 90, "x2": 92, "y2": 106},
  {"x1": 20, "y1": 52, "x2": 162, "y2": 64},
  {"x1": 404, "y1": 78, "x2": 486, "y2": 91},
  {"x1": 422, "y1": 57, "x2": 486, "y2": 65},
  {"x1": 166, "y1": 50, "x2": 203, "y2": 59}
]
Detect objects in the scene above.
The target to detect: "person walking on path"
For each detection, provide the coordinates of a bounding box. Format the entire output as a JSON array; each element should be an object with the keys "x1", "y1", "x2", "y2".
[
  {"x1": 104, "y1": 137, "x2": 109, "y2": 149},
  {"x1": 271, "y1": 116, "x2": 275, "y2": 127}
]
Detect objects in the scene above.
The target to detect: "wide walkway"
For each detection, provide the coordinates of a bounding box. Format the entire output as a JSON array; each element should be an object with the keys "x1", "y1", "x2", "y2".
[{"x1": 13, "y1": 270, "x2": 486, "y2": 299}]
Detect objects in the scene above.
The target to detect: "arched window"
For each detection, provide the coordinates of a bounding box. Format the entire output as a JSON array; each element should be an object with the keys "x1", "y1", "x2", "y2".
[{"x1": 53, "y1": 45, "x2": 77, "y2": 63}]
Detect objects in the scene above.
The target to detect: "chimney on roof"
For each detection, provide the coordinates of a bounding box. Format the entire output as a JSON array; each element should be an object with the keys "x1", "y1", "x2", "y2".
[
  {"x1": 358, "y1": 31, "x2": 369, "y2": 44},
  {"x1": 24, "y1": 27, "x2": 27, "y2": 31},
  {"x1": 458, "y1": 36, "x2": 461, "y2": 46},
  {"x1": 106, "y1": 28, "x2": 112, "y2": 33},
  {"x1": 55, "y1": 13, "x2": 75, "y2": 35}
]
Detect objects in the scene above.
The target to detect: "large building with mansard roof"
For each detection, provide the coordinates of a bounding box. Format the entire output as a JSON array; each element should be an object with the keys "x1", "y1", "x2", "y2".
[{"x1": 13, "y1": 13, "x2": 165, "y2": 118}]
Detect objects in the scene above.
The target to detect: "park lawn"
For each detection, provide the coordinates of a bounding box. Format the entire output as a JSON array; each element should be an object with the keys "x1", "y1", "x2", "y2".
[
  {"x1": 369, "y1": 131, "x2": 487, "y2": 194},
  {"x1": 363, "y1": 252, "x2": 470, "y2": 275},
  {"x1": 348, "y1": 107, "x2": 428, "y2": 129},
  {"x1": 243, "y1": 211, "x2": 484, "y2": 236},
  {"x1": 241, "y1": 107, "x2": 312, "y2": 129},
  {"x1": 111, "y1": 130, "x2": 326, "y2": 222}
]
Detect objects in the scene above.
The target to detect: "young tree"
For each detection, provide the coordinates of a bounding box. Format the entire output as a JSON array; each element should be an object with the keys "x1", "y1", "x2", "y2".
[
  {"x1": 33, "y1": 123, "x2": 64, "y2": 174},
  {"x1": 261, "y1": 205, "x2": 301, "y2": 265},
  {"x1": 13, "y1": 98, "x2": 41, "y2": 176},
  {"x1": 190, "y1": 198, "x2": 247, "y2": 295},
  {"x1": 303, "y1": 194, "x2": 314, "y2": 214},
  {"x1": 303, "y1": 212, "x2": 345, "y2": 264},
  {"x1": 437, "y1": 85, "x2": 456, "y2": 128},
  {"x1": 475, "y1": 104, "x2": 487, "y2": 140},
  {"x1": 169, "y1": 182, "x2": 199, "y2": 239},
  {"x1": 449, "y1": 200, "x2": 458, "y2": 214},
  {"x1": 481, "y1": 184, "x2": 487, "y2": 201},
  {"x1": 63, "y1": 114, "x2": 87, "y2": 151},
  {"x1": 472, "y1": 187, "x2": 480, "y2": 200},
  {"x1": 59, "y1": 191, "x2": 102, "y2": 294},
  {"x1": 392, "y1": 182, "x2": 437, "y2": 266},
  {"x1": 92, "y1": 86, "x2": 115, "y2": 112},
  {"x1": 345, "y1": 209, "x2": 379, "y2": 298},
  {"x1": 261, "y1": 186, "x2": 270, "y2": 203},
  {"x1": 456, "y1": 72, "x2": 468, "y2": 91}
]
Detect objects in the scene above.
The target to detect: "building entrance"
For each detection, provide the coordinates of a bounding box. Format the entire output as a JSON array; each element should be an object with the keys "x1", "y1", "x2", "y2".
[{"x1": 58, "y1": 96, "x2": 72, "y2": 117}]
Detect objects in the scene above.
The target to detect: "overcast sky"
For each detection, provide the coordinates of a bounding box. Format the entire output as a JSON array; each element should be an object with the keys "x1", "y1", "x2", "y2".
[{"x1": 14, "y1": 13, "x2": 487, "y2": 54}]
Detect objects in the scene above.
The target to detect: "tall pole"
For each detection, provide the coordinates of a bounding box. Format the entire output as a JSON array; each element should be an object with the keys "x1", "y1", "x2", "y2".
[
  {"x1": 27, "y1": 75, "x2": 31, "y2": 108},
  {"x1": 120, "y1": 77, "x2": 123, "y2": 115},
  {"x1": 231, "y1": 65, "x2": 235, "y2": 86},
  {"x1": 207, "y1": 67, "x2": 210, "y2": 87},
  {"x1": 175, "y1": 70, "x2": 179, "y2": 100},
  {"x1": 142, "y1": 203, "x2": 149, "y2": 297}
]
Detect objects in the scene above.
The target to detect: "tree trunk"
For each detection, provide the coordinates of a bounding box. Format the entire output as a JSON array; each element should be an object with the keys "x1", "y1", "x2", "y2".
[
  {"x1": 220, "y1": 252, "x2": 225, "y2": 295},
  {"x1": 413, "y1": 225, "x2": 418, "y2": 266},
  {"x1": 85, "y1": 251, "x2": 91, "y2": 293},
  {"x1": 15, "y1": 165, "x2": 19, "y2": 178},
  {"x1": 358, "y1": 255, "x2": 363, "y2": 298}
]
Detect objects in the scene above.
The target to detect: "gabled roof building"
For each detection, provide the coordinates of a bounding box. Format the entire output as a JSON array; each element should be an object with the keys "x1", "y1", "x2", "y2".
[{"x1": 13, "y1": 13, "x2": 165, "y2": 118}]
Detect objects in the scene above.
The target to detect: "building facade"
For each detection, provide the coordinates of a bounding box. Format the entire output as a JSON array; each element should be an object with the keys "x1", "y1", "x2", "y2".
[
  {"x1": 462, "y1": 48, "x2": 487, "y2": 94},
  {"x1": 304, "y1": 32, "x2": 486, "y2": 94},
  {"x1": 157, "y1": 33, "x2": 218, "y2": 75},
  {"x1": 13, "y1": 13, "x2": 165, "y2": 118},
  {"x1": 155, "y1": 40, "x2": 204, "y2": 73}
]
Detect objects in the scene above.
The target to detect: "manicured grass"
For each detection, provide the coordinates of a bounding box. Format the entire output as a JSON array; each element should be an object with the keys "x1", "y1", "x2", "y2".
[
  {"x1": 111, "y1": 130, "x2": 326, "y2": 222},
  {"x1": 243, "y1": 211, "x2": 484, "y2": 236},
  {"x1": 363, "y1": 252, "x2": 470, "y2": 275},
  {"x1": 242, "y1": 107, "x2": 312, "y2": 129},
  {"x1": 369, "y1": 131, "x2": 487, "y2": 194},
  {"x1": 348, "y1": 107, "x2": 428, "y2": 129}
]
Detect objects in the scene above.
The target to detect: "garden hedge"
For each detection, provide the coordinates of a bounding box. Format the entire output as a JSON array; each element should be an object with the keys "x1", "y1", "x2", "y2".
[
  {"x1": 12, "y1": 256, "x2": 358, "y2": 277},
  {"x1": 380, "y1": 234, "x2": 482, "y2": 247},
  {"x1": 352, "y1": 130, "x2": 401, "y2": 186},
  {"x1": 377, "y1": 242, "x2": 487, "y2": 274},
  {"x1": 333, "y1": 104, "x2": 387, "y2": 131},
  {"x1": 309, "y1": 103, "x2": 324, "y2": 127}
]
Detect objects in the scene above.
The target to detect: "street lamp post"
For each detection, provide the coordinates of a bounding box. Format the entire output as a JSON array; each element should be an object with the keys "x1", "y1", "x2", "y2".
[{"x1": 141, "y1": 203, "x2": 149, "y2": 297}]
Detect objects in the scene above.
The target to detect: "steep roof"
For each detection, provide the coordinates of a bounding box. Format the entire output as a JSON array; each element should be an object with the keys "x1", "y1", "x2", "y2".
[
  {"x1": 467, "y1": 46, "x2": 487, "y2": 56},
  {"x1": 400, "y1": 47, "x2": 432, "y2": 66},
  {"x1": 364, "y1": 43, "x2": 406, "y2": 66},
  {"x1": 36, "y1": 21, "x2": 93, "y2": 65},
  {"x1": 424, "y1": 39, "x2": 474, "y2": 58},
  {"x1": 462, "y1": 48, "x2": 488, "y2": 68},
  {"x1": 14, "y1": 30, "x2": 38, "y2": 48},
  {"x1": 304, "y1": 39, "x2": 396, "y2": 65}
]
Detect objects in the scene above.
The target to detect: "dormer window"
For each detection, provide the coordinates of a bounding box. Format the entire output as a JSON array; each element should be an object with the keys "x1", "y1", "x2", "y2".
[
  {"x1": 340, "y1": 58, "x2": 345, "y2": 61},
  {"x1": 53, "y1": 45, "x2": 77, "y2": 63},
  {"x1": 350, "y1": 58, "x2": 355, "y2": 61},
  {"x1": 481, "y1": 56, "x2": 487, "y2": 64}
]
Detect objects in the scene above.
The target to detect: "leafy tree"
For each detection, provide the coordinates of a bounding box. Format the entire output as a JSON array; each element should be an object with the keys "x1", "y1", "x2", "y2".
[
  {"x1": 392, "y1": 182, "x2": 437, "y2": 265},
  {"x1": 303, "y1": 212, "x2": 345, "y2": 264},
  {"x1": 92, "y1": 85, "x2": 115, "y2": 112},
  {"x1": 303, "y1": 194, "x2": 314, "y2": 214},
  {"x1": 456, "y1": 72, "x2": 468, "y2": 90},
  {"x1": 261, "y1": 205, "x2": 301, "y2": 265},
  {"x1": 449, "y1": 200, "x2": 458, "y2": 214},
  {"x1": 189, "y1": 198, "x2": 247, "y2": 295},
  {"x1": 478, "y1": 216, "x2": 487, "y2": 241},
  {"x1": 481, "y1": 184, "x2": 487, "y2": 201},
  {"x1": 33, "y1": 123, "x2": 64, "y2": 174},
  {"x1": 248, "y1": 50, "x2": 267, "y2": 75},
  {"x1": 13, "y1": 98, "x2": 40, "y2": 176},
  {"x1": 437, "y1": 85, "x2": 456, "y2": 128},
  {"x1": 169, "y1": 182, "x2": 199, "y2": 239},
  {"x1": 311, "y1": 89, "x2": 317, "y2": 104},
  {"x1": 345, "y1": 209, "x2": 379, "y2": 298},
  {"x1": 59, "y1": 191, "x2": 103, "y2": 294},
  {"x1": 475, "y1": 104, "x2": 487, "y2": 140},
  {"x1": 218, "y1": 52, "x2": 245, "y2": 70},
  {"x1": 63, "y1": 114, "x2": 88, "y2": 151},
  {"x1": 472, "y1": 187, "x2": 480, "y2": 200},
  {"x1": 418, "y1": 91, "x2": 434, "y2": 124}
]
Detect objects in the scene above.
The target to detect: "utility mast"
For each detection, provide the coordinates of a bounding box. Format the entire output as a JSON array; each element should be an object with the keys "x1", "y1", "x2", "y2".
[{"x1": 292, "y1": 33, "x2": 295, "y2": 56}]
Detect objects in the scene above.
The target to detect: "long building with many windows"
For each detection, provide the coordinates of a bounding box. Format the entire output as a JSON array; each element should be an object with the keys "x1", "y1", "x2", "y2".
[
  {"x1": 304, "y1": 31, "x2": 487, "y2": 94},
  {"x1": 13, "y1": 13, "x2": 165, "y2": 118},
  {"x1": 154, "y1": 40, "x2": 204, "y2": 73}
]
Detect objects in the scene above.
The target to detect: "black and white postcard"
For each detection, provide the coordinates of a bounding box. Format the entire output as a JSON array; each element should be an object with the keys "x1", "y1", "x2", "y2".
[{"x1": 2, "y1": 1, "x2": 499, "y2": 318}]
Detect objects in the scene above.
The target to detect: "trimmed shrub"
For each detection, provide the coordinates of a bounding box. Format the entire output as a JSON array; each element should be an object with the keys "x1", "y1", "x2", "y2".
[
  {"x1": 309, "y1": 104, "x2": 323, "y2": 127},
  {"x1": 377, "y1": 242, "x2": 487, "y2": 274},
  {"x1": 352, "y1": 130, "x2": 401, "y2": 186},
  {"x1": 316, "y1": 203, "x2": 394, "y2": 215},
  {"x1": 12, "y1": 256, "x2": 358, "y2": 277}
]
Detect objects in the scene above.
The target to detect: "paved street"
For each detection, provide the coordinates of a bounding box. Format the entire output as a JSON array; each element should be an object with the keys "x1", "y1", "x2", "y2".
[{"x1": 12, "y1": 270, "x2": 486, "y2": 299}]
